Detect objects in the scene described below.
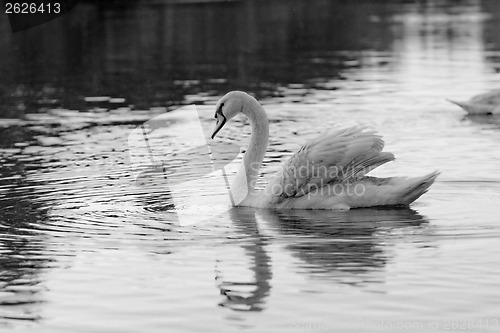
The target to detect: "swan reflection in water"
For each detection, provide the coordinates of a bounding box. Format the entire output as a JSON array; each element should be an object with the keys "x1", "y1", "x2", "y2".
[
  {"x1": 464, "y1": 114, "x2": 500, "y2": 128},
  {"x1": 216, "y1": 207, "x2": 429, "y2": 312}
]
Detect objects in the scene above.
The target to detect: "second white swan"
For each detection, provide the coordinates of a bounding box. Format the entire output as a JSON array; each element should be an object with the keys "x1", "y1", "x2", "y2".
[
  {"x1": 448, "y1": 89, "x2": 500, "y2": 115},
  {"x1": 211, "y1": 91, "x2": 438, "y2": 210}
]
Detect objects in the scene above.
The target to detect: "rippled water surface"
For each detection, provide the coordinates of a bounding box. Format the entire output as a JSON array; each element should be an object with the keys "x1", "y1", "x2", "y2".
[{"x1": 1, "y1": 1, "x2": 500, "y2": 332}]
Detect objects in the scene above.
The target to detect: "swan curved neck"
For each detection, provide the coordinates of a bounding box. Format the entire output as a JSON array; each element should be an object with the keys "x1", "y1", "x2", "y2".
[{"x1": 235, "y1": 98, "x2": 269, "y2": 199}]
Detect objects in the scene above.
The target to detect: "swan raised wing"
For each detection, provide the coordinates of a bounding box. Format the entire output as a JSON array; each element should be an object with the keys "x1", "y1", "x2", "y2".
[{"x1": 264, "y1": 126, "x2": 395, "y2": 200}]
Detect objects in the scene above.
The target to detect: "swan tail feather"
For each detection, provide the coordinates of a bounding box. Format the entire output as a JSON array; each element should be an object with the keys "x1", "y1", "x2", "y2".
[
  {"x1": 447, "y1": 99, "x2": 473, "y2": 113},
  {"x1": 447, "y1": 99, "x2": 466, "y2": 107},
  {"x1": 447, "y1": 99, "x2": 494, "y2": 115},
  {"x1": 397, "y1": 171, "x2": 440, "y2": 205}
]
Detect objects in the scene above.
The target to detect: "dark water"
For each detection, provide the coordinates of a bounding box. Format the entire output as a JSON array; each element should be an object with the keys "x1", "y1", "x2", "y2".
[
  {"x1": 1, "y1": 0, "x2": 500, "y2": 332},
  {"x1": 6, "y1": 0, "x2": 500, "y2": 115}
]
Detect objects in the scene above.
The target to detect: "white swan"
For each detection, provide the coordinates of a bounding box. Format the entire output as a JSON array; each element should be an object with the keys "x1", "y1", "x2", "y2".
[
  {"x1": 448, "y1": 89, "x2": 500, "y2": 115},
  {"x1": 211, "y1": 91, "x2": 439, "y2": 209}
]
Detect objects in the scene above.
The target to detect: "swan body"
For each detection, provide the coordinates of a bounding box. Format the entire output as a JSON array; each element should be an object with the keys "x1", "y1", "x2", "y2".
[
  {"x1": 448, "y1": 89, "x2": 500, "y2": 115},
  {"x1": 212, "y1": 91, "x2": 438, "y2": 210}
]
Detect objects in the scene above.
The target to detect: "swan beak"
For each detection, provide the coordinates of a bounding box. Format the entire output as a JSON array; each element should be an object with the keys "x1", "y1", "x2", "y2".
[{"x1": 211, "y1": 113, "x2": 227, "y2": 139}]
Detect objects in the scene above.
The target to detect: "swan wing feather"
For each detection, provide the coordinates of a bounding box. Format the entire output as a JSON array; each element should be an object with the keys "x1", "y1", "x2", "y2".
[{"x1": 266, "y1": 126, "x2": 394, "y2": 199}]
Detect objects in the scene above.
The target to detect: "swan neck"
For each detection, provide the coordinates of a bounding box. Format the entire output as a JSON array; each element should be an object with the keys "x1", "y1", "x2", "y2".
[{"x1": 241, "y1": 100, "x2": 269, "y2": 194}]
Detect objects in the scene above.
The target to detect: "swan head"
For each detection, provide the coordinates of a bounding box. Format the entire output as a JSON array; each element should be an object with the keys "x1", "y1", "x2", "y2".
[{"x1": 211, "y1": 91, "x2": 255, "y2": 139}]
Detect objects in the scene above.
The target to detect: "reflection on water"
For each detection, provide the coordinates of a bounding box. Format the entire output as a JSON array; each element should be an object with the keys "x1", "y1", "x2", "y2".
[
  {"x1": 465, "y1": 114, "x2": 500, "y2": 128},
  {"x1": 216, "y1": 207, "x2": 428, "y2": 313},
  {"x1": 260, "y1": 208, "x2": 426, "y2": 283},
  {"x1": 216, "y1": 208, "x2": 272, "y2": 312},
  {"x1": 1, "y1": 0, "x2": 500, "y2": 116},
  {"x1": 1, "y1": 0, "x2": 500, "y2": 332},
  {"x1": 0, "y1": 206, "x2": 49, "y2": 323}
]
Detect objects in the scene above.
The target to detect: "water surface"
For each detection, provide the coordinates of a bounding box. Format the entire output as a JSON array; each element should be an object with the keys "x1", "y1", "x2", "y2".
[{"x1": 1, "y1": 1, "x2": 500, "y2": 332}]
